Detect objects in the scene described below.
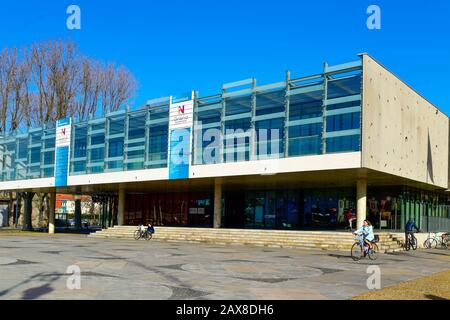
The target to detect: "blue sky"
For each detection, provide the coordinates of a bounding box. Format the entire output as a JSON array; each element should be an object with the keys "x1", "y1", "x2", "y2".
[{"x1": 0, "y1": 0, "x2": 449, "y2": 113}]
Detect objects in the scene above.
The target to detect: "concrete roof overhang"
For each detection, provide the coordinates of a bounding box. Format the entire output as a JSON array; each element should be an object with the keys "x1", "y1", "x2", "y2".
[{"x1": 14, "y1": 168, "x2": 447, "y2": 196}]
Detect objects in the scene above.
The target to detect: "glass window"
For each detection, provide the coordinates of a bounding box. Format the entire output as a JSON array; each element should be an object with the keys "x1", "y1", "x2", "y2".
[
  {"x1": 31, "y1": 132, "x2": 41, "y2": 145},
  {"x1": 73, "y1": 161, "x2": 86, "y2": 173},
  {"x1": 108, "y1": 138, "x2": 124, "y2": 158},
  {"x1": 128, "y1": 113, "x2": 146, "y2": 140},
  {"x1": 288, "y1": 123, "x2": 322, "y2": 156},
  {"x1": 255, "y1": 90, "x2": 285, "y2": 116},
  {"x1": 148, "y1": 124, "x2": 168, "y2": 166},
  {"x1": 197, "y1": 108, "x2": 221, "y2": 125},
  {"x1": 326, "y1": 112, "x2": 361, "y2": 132},
  {"x1": 90, "y1": 148, "x2": 104, "y2": 162},
  {"x1": 255, "y1": 118, "x2": 284, "y2": 157},
  {"x1": 225, "y1": 96, "x2": 252, "y2": 116},
  {"x1": 91, "y1": 134, "x2": 105, "y2": 146},
  {"x1": 326, "y1": 135, "x2": 360, "y2": 153},
  {"x1": 149, "y1": 104, "x2": 169, "y2": 120},
  {"x1": 327, "y1": 75, "x2": 361, "y2": 100},
  {"x1": 43, "y1": 151, "x2": 54, "y2": 165},
  {"x1": 73, "y1": 125, "x2": 87, "y2": 158},
  {"x1": 224, "y1": 118, "x2": 251, "y2": 162},
  {"x1": 30, "y1": 147, "x2": 40, "y2": 164},
  {"x1": 289, "y1": 87, "x2": 323, "y2": 121},
  {"x1": 327, "y1": 100, "x2": 360, "y2": 111},
  {"x1": 109, "y1": 116, "x2": 125, "y2": 136},
  {"x1": 18, "y1": 139, "x2": 28, "y2": 159},
  {"x1": 43, "y1": 167, "x2": 54, "y2": 178},
  {"x1": 91, "y1": 123, "x2": 105, "y2": 132}
]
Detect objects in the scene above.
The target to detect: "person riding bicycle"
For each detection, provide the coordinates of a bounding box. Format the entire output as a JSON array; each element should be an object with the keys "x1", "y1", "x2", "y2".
[
  {"x1": 147, "y1": 223, "x2": 155, "y2": 234},
  {"x1": 405, "y1": 219, "x2": 420, "y2": 244},
  {"x1": 353, "y1": 219, "x2": 375, "y2": 250}
]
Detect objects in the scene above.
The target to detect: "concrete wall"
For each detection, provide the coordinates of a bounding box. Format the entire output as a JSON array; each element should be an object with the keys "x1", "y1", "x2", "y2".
[{"x1": 361, "y1": 54, "x2": 449, "y2": 189}]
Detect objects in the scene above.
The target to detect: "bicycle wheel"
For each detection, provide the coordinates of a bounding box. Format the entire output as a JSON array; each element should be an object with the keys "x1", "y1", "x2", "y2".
[
  {"x1": 424, "y1": 238, "x2": 436, "y2": 249},
  {"x1": 351, "y1": 243, "x2": 363, "y2": 261},
  {"x1": 134, "y1": 230, "x2": 141, "y2": 240},
  {"x1": 442, "y1": 237, "x2": 449, "y2": 249},
  {"x1": 412, "y1": 237, "x2": 418, "y2": 251},
  {"x1": 368, "y1": 244, "x2": 378, "y2": 261},
  {"x1": 405, "y1": 235, "x2": 411, "y2": 251},
  {"x1": 144, "y1": 232, "x2": 152, "y2": 241}
]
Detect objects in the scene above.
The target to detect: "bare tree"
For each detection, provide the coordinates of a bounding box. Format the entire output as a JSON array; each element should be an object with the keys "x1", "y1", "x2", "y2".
[
  {"x1": 0, "y1": 39, "x2": 139, "y2": 230},
  {"x1": 74, "y1": 58, "x2": 102, "y2": 121},
  {"x1": 10, "y1": 48, "x2": 31, "y2": 132},
  {"x1": 0, "y1": 48, "x2": 18, "y2": 133},
  {"x1": 101, "y1": 63, "x2": 137, "y2": 114}
]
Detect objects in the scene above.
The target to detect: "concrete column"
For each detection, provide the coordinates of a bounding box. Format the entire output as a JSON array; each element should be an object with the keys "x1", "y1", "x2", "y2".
[
  {"x1": 213, "y1": 178, "x2": 222, "y2": 228},
  {"x1": 356, "y1": 179, "x2": 367, "y2": 229},
  {"x1": 118, "y1": 189, "x2": 125, "y2": 226},
  {"x1": 49, "y1": 192, "x2": 56, "y2": 234}
]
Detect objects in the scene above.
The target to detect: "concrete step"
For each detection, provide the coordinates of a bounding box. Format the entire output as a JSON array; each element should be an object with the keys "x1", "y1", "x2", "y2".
[{"x1": 89, "y1": 226, "x2": 404, "y2": 253}]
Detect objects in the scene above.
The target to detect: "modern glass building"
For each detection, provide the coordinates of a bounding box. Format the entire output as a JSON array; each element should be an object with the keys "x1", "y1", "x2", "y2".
[{"x1": 1, "y1": 54, "x2": 449, "y2": 232}]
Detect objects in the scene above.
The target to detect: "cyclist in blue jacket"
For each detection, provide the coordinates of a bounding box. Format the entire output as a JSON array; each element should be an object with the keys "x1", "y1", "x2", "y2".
[
  {"x1": 147, "y1": 223, "x2": 155, "y2": 234},
  {"x1": 405, "y1": 219, "x2": 420, "y2": 244}
]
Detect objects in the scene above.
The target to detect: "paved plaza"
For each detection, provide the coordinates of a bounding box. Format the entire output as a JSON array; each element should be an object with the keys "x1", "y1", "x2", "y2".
[{"x1": 0, "y1": 234, "x2": 449, "y2": 300}]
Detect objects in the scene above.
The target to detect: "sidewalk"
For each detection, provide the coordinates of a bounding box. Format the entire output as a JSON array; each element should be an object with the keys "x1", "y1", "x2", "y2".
[{"x1": 353, "y1": 269, "x2": 450, "y2": 300}]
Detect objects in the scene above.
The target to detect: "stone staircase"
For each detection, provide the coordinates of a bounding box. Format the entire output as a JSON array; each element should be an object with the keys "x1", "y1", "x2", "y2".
[{"x1": 89, "y1": 226, "x2": 404, "y2": 253}]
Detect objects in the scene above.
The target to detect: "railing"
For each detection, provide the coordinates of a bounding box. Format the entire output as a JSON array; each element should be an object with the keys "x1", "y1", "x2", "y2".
[{"x1": 422, "y1": 216, "x2": 450, "y2": 232}]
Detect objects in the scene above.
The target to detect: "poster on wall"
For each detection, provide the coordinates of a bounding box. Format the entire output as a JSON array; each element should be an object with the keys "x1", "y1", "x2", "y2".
[
  {"x1": 168, "y1": 95, "x2": 194, "y2": 180},
  {"x1": 54, "y1": 118, "x2": 72, "y2": 187}
]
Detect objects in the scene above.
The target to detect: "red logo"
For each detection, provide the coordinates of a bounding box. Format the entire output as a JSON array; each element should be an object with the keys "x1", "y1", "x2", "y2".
[{"x1": 178, "y1": 105, "x2": 185, "y2": 115}]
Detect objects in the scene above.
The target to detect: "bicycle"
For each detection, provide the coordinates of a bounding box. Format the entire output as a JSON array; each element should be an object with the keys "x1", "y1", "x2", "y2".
[
  {"x1": 351, "y1": 234, "x2": 379, "y2": 261},
  {"x1": 134, "y1": 225, "x2": 153, "y2": 241},
  {"x1": 424, "y1": 232, "x2": 449, "y2": 249},
  {"x1": 405, "y1": 231, "x2": 418, "y2": 251}
]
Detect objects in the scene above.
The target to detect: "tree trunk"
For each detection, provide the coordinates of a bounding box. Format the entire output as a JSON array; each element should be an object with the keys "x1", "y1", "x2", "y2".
[
  {"x1": 23, "y1": 192, "x2": 35, "y2": 231},
  {"x1": 74, "y1": 199, "x2": 82, "y2": 230}
]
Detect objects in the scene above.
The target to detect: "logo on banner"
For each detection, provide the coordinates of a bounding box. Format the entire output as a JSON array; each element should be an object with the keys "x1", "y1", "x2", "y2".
[{"x1": 178, "y1": 105, "x2": 185, "y2": 115}]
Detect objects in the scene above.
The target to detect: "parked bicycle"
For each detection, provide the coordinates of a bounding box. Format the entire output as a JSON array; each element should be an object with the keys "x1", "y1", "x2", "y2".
[
  {"x1": 351, "y1": 234, "x2": 379, "y2": 261},
  {"x1": 405, "y1": 231, "x2": 418, "y2": 251},
  {"x1": 134, "y1": 224, "x2": 154, "y2": 240},
  {"x1": 424, "y1": 232, "x2": 449, "y2": 249}
]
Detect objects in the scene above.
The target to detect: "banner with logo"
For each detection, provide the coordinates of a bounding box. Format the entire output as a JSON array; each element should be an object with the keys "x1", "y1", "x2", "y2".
[
  {"x1": 54, "y1": 118, "x2": 72, "y2": 187},
  {"x1": 168, "y1": 98, "x2": 194, "y2": 180}
]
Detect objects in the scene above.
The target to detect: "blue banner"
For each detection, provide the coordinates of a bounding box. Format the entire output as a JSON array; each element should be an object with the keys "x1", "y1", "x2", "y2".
[
  {"x1": 55, "y1": 146, "x2": 69, "y2": 187},
  {"x1": 169, "y1": 128, "x2": 190, "y2": 180}
]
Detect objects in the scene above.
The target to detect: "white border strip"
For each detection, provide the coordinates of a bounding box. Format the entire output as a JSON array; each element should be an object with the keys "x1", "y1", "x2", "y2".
[{"x1": 0, "y1": 152, "x2": 361, "y2": 191}]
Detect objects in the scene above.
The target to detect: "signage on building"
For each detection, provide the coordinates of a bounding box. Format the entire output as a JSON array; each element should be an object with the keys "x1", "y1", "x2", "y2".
[
  {"x1": 168, "y1": 94, "x2": 194, "y2": 180},
  {"x1": 54, "y1": 118, "x2": 72, "y2": 187}
]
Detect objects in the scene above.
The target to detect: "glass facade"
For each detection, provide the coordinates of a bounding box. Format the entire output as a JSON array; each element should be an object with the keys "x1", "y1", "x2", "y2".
[
  {"x1": 124, "y1": 193, "x2": 213, "y2": 227},
  {"x1": 223, "y1": 188, "x2": 356, "y2": 230},
  {"x1": 0, "y1": 60, "x2": 363, "y2": 180}
]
